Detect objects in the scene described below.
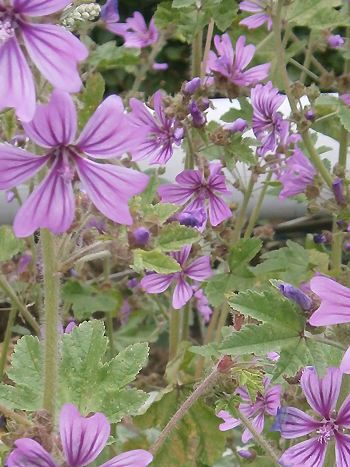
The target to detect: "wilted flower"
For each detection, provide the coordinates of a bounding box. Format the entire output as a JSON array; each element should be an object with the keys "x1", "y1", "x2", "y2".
[
  {"x1": 0, "y1": 91, "x2": 148, "y2": 237},
  {"x1": 158, "y1": 162, "x2": 232, "y2": 226},
  {"x1": 273, "y1": 367, "x2": 350, "y2": 467},
  {"x1": 6, "y1": 403, "x2": 152, "y2": 466},
  {"x1": 277, "y1": 148, "x2": 316, "y2": 199},
  {"x1": 141, "y1": 245, "x2": 212, "y2": 309},
  {"x1": 129, "y1": 90, "x2": 184, "y2": 165},
  {"x1": 278, "y1": 282, "x2": 312, "y2": 311},
  {"x1": 239, "y1": 0, "x2": 272, "y2": 30},
  {"x1": 327, "y1": 34, "x2": 345, "y2": 49},
  {"x1": 0, "y1": 0, "x2": 88, "y2": 121},
  {"x1": 207, "y1": 34, "x2": 270, "y2": 87},
  {"x1": 217, "y1": 377, "x2": 281, "y2": 443}
]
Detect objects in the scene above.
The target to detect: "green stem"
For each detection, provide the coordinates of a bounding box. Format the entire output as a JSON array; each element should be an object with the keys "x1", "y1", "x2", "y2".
[
  {"x1": 0, "y1": 307, "x2": 17, "y2": 380},
  {"x1": 41, "y1": 229, "x2": 60, "y2": 417},
  {"x1": 0, "y1": 274, "x2": 40, "y2": 334},
  {"x1": 169, "y1": 309, "x2": 181, "y2": 360},
  {"x1": 331, "y1": 217, "x2": 343, "y2": 278},
  {"x1": 302, "y1": 132, "x2": 333, "y2": 188},
  {"x1": 232, "y1": 173, "x2": 256, "y2": 243},
  {"x1": 215, "y1": 303, "x2": 230, "y2": 341},
  {"x1": 299, "y1": 37, "x2": 314, "y2": 84},
  {"x1": 200, "y1": 18, "x2": 214, "y2": 80},
  {"x1": 191, "y1": 28, "x2": 203, "y2": 78},
  {"x1": 289, "y1": 58, "x2": 319, "y2": 83},
  {"x1": 244, "y1": 172, "x2": 272, "y2": 239},
  {"x1": 182, "y1": 303, "x2": 191, "y2": 341},
  {"x1": 195, "y1": 304, "x2": 221, "y2": 378},
  {"x1": 184, "y1": 125, "x2": 196, "y2": 170},
  {"x1": 236, "y1": 409, "x2": 280, "y2": 465},
  {"x1": 339, "y1": 127, "x2": 349, "y2": 169}
]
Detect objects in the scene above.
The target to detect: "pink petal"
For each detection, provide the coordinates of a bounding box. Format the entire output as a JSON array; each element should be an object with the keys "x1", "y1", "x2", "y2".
[
  {"x1": 23, "y1": 90, "x2": 77, "y2": 148},
  {"x1": 171, "y1": 245, "x2": 191, "y2": 267},
  {"x1": 100, "y1": 449, "x2": 153, "y2": 467},
  {"x1": 279, "y1": 437, "x2": 327, "y2": 467},
  {"x1": 309, "y1": 276, "x2": 350, "y2": 326},
  {"x1": 217, "y1": 410, "x2": 241, "y2": 431},
  {"x1": 336, "y1": 394, "x2": 350, "y2": 428},
  {"x1": 0, "y1": 37, "x2": 35, "y2": 121},
  {"x1": 235, "y1": 35, "x2": 255, "y2": 70},
  {"x1": 300, "y1": 367, "x2": 342, "y2": 419},
  {"x1": 13, "y1": 0, "x2": 72, "y2": 15},
  {"x1": 242, "y1": 411, "x2": 264, "y2": 443},
  {"x1": 158, "y1": 183, "x2": 194, "y2": 205},
  {"x1": 21, "y1": 22, "x2": 88, "y2": 93},
  {"x1": 172, "y1": 277, "x2": 193, "y2": 309},
  {"x1": 129, "y1": 97, "x2": 156, "y2": 128},
  {"x1": 340, "y1": 347, "x2": 350, "y2": 375},
  {"x1": 77, "y1": 96, "x2": 135, "y2": 158},
  {"x1": 153, "y1": 90, "x2": 167, "y2": 126},
  {"x1": 75, "y1": 157, "x2": 148, "y2": 225},
  {"x1": 6, "y1": 438, "x2": 56, "y2": 467},
  {"x1": 264, "y1": 385, "x2": 281, "y2": 416},
  {"x1": 175, "y1": 169, "x2": 203, "y2": 188},
  {"x1": 13, "y1": 157, "x2": 75, "y2": 237},
  {"x1": 0, "y1": 144, "x2": 49, "y2": 189},
  {"x1": 277, "y1": 407, "x2": 322, "y2": 438},
  {"x1": 335, "y1": 432, "x2": 350, "y2": 467},
  {"x1": 208, "y1": 193, "x2": 231, "y2": 226},
  {"x1": 184, "y1": 256, "x2": 212, "y2": 281},
  {"x1": 239, "y1": 63, "x2": 270, "y2": 85},
  {"x1": 60, "y1": 403, "x2": 110, "y2": 466},
  {"x1": 141, "y1": 273, "x2": 174, "y2": 293}
]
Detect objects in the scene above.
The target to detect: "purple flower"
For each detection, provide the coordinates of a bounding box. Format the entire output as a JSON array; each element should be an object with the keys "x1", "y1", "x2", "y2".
[
  {"x1": 313, "y1": 233, "x2": 327, "y2": 244},
  {"x1": 177, "y1": 208, "x2": 207, "y2": 228},
  {"x1": 105, "y1": 10, "x2": 159, "y2": 49},
  {"x1": 333, "y1": 178, "x2": 346, "y2": 205},
  {"x1": 327, "y1": 34, "x2": 345, "y2": 49},
  {"x1": 184, "y1": 77, "x2": 202, "y2": 95},
  {"x1": 6, "y1": 403, "x2": 153, "y2": 466},
  {"x1": 277, "y1": 148, "x2": 316, "y2": 199},
  {"x1": 207, "y1": 34, "x2": 270, "y2": 87},
  {"x1": 140, "y1": 245, "x2": 212, "y2": 309},
  {"x1": 129, "y1": 90, "x2": 184, "y2": 165},
  {"x1": 251, "y1": 82, "x2": 286, "y2": 156},
  {"x1": 217, "y1": 377, "x2": 281, "y2": 443},
  {"x1": 64, "y1": 321, "x2": 77, "y2": 334},
  {"x1": 278, "y1": 282, "x2": 312, "y2": 311},
  {"x1": 0, "y1": 0, "x2": 88, "y2": 121},
  {"x1": 101, "y1": 0, "x2": 119, "y2": 26},
  {"x1": 239, "y1": 1, "x2": 272, "y2": 30},
  {"x1": 309, "y1": 275, "x2": 350, "y2": 326},
  {"x1": 158, "y1": 162, "x2": 232, "y2": 227},
  {"x1": 224, "y1": 118, "x2": 248, "y2": 133},
  {"x1": 132, "y1": 227, "x2": 150, "y2": 246},
  {"x1": 274, "y1": 367, "x2": 350, "y2": 467},
  {"x1": 188, "y1": 100, "x2": 206, "y2": 128},
  {"x1": 193, "y1": 286, "x2": 213, "y2": 323},
  {"x1": 152, "y1": 62, "x2": 168, "y2": 70},
  {"x1": 0, "y1": 90, "x2": 149, "y2": 237},
  {"x1": 266, "y1": 351, "x2": 280, "y2": 362}
]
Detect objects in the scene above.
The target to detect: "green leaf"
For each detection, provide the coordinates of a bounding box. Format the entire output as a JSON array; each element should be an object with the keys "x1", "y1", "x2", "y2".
[
  {"x1": 88, "y1": 42, "x2": 140, "y2": 71},
  {"x1": 0, "y1": 226, "x2": 24, "y2": 261},
  {"x1": 228, "y1": 238, "x2": 262, "y2": 271},
  {"x1": 210, "y1": 0, "x2": 238, "y2": 31},
  {"x1": 142, "y1": 203, "x2": 179, "y2": 224},
  {"x1": 133, "y1": 249, "x2": 181, "y2": 274},
  {"x1": 220, "y1": 98, "x2": 253, "y2": 123},
  {"x1": 157, "y1": 223, "x2": 200, "y2": 251},
  {"x1": 78, "y1": 73, "x2": 105, "y2": 130},
  {"x1": 224, "y1": 135, "x2": 256, "y2": 165},
  {"x1": 287, "y1": 0, "x2": 345, "y2": 28},
  {"x1": 172, "y1": 0, "x2": 196, "y2": 6},
  {"x1": 339, "y1": 104, "x2": 350, "y2": 133}
]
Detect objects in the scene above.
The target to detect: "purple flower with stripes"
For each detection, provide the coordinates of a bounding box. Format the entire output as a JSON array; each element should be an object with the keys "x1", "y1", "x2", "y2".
[
  {"x1": 278, "y1": 148, "x2": 316, "y2": 199},
  {"x1": 140, "y1": 245, "x2": 212, "y2": 309},
  {"x1": 251, "y1": 81, "x2": 287, "y2": 156},
  {"x1": 0, "y1": 90, "x2": 149, "y2": 237},
  {"x1": 6, "y1": 403, "x2": 153, "y2": 467},
  {"x1": 129, "y1": 90, "x2": 184, "y2": 165},
  {"x1": 274, "y1": 367, "x2": 350, "y2": 467},
  {"x1": 217, "y1": 377, "x2": 281, "y2": 443},
  {"x1": 207, "y1": 34, "x2": 270, "y2": 87},
  {"x1": 239, "y1": 1, "x2": 272, "y2": 30},
  {"x1": 0, "y1": 0, "x2": 88, "y2": 121},
  {"x1": 158, "y1": 162, "x2": 232, "y2": 227}
]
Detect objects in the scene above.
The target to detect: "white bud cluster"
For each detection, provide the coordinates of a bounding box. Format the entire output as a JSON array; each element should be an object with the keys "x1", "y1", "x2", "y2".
[{"x1": 62, "y1": 3, "x2": 101, "y2": 30}]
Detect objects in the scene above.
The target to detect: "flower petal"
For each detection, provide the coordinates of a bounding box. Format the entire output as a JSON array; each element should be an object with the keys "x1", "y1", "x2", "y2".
[
  {"x1": 0, "y1": 37, "x2": 36, "y2": 121},
  {"x1": 172, "y1": 277, "x2": 193, "y2": 309},
  {"x1": 336, "y1": 394, "x2": 350, "y2": 428},
  {"x1": 77, "y1": 96, "x2": 135, "y2": 158},
  {"x1": 175, "y1": 169, "x2": 202, "y2": 188},
  {"x1": 13, "y1": 157, "x2": 75, "y2": 237},
  {"x1": 60, "y1": 403, "x2": 110, "y2": 466},
  {"x1": 279, "y1": 437, "x2": 327, "y2": 467},
  {"x1": 158, "y1": 183, "x2": 194, "y2": 205},
  {"x1": 21, "y1": 22, "x2": 88, "y2": 93},
  {"x1": 340, "y1": 347, "x2": 350, "y2": 375},
  {"x1": 100, "y1": 449, "x2": 153, "y2": 467},
  {"x1": 13, "y1": 0, "x2": 72, "y2": 16},
  {"x1": 217, "y1": 410, "x2": 241, "y2": 431},
  {"x1": 274, "y1": 406, "x2": 321, "y2": 439},
  {"x1": 6, "y1": 438, "x2": 56, "y2": 467},
  {"x1": 309, "y1": 276, "x2": 350, "y2": 326},
  {"x1": 242, "y1": 411, "x2": 264, "y2": 443},
  {"x1": 75, "y1": 157, "x2": 148, "y2": 225},
  {"x1": 184, "y1": 256, "x2": 212, "y2": 281},
  {"x1": 141, "y1": 273, "x2": 174, "y2": 293},
  {"x1": 208, "y1": 193, "x2": 231, "y2": 226},
  {"x1": 335, "y1": 432, "x2": 350, "y2": 467},
  {"x1": 0, "y1": 144, "x2": 49, "y2": 190},
  {"x1": 300, "y1": 367, "x2": 342, "y2": 418},
  {"x1": 171, "y1": 245, "x2": 191, "y2": 267},
  {"x1": 264, "y1": 385, "x2": 281, "y2": 416},
  {"x1": 23, "y1": 90, "x2": 77, "y2": 148}
]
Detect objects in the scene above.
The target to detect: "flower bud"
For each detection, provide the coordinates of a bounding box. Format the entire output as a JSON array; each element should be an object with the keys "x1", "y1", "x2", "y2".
[
  {"x1": 313, "y1": 233, "x2": 327, "y2": 244},
  {"x1": 327, "y1": 34, "x2": 345, "y2": 49},
  {"x1": 332, "y1": 178, "x2": 346, "y2": 205},
  {"x1": 278, "y1": 282, "x2": 312, "y2": 311},
  {"x1": 178, "y1": 208, "x2": 206, "y2": 228},
  {"x1": 132, "y1": 227, "x2": 150, "y2": 246},
  {"x1": 188, "y1": 101, "x2": 206, "y2": 128},
  {"x1": 223, "y1": 118, "x2": 248, "y2": 133},
  {"x1": 305, "y1": 109, "x2": 315, "y2": 121},
  {"x1": 183, "y1": 77, "x2": 201, "y2": 95}
]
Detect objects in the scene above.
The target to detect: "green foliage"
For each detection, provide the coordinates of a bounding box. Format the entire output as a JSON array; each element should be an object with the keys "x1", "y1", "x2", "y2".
[
  {"x1": 0, "y1": 225, "x2": 24, "y2": 261},
  {"x1": 338, "y1": 104, "x2": 350, "y2": 134},
  {"x1": 224, "y1": 135, "x2": 257, "y2": 166},
  {"x1": 287, "y1": 0, "x2": 348, "y2": 28},
  {"x1": 88, "y1": 41, "x2": 141, "y2": 71},
  {"x1": 220, "y1": 98, "x2": 253, "y2": 123},
  {"x1": 78, "y1": 72, "x2": 105, "y2": 129},
  {"x1": 156, "y1": 223, "x2": 200, "y2": 251},
  {"x1": 133, "y1": 248, "x2": 181, "y2": 274},
  {"x1": 62, "y1": 280, "x2": 123, "y2": 320}
]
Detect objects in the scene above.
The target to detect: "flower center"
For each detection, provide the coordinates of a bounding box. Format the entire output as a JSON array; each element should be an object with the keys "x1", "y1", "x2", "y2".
[
  {"x1": 316, "y1": 420, "x2": 338, "y2": 444},
  {"x1": 0, "y1": 15, "x2": 15, "y2": 45}
]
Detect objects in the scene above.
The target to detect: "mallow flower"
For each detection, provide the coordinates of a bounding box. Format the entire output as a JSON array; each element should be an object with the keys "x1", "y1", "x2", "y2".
[
  {"x1": 278, "y1": 148, "x2": 316, "y2": 199},
  {"x1": 0, "y1": 0, "x2": 88, "y2": 121},
  {"x1": 129, "y1": 90, "x2": 184, "y2": 165},
  {"x1": 0, "y1": 90, "x2": 149, "y2": 237},
  {"x1": 207, "y1": 34, "x2": 270, "y2": 87},
  {"x1": 273, "y1": 367, "x2": 350, "y2": 467},
  {"x1": 6, "y1": 403, "x2": 153, "y2": 466},
  {"x1": 217, "y1": 377, "x2": 281, "y2": 443},
  {"x1": 158, "y1": 162, "x2": 232, "y2": 226},
  {"x1": 141, "y1": 245, "x2": 212, "y2": 309},
  {"x1": 239, "y1": 1, "x2": 272, "y2": 30}
]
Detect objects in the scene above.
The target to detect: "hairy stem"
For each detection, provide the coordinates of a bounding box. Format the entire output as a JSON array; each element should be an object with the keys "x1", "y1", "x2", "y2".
[
  {"x1": 169, "y1": 309, "x2": 181, "y2": 360},
  {"x1": 0, "y1": 307, "x2": 17, "y2": 380},
  {"x1": 244, "y1": 172, "x2": 272, "y2": 239},
  {"x1": 232, "y1": 173, "x2": 256, "y2": 243},
  {"x1": 201, "y1": 18, "x2": 214, "y2": 80},
  {"x1": 41, "y1": 229, "x2": 60, "y2": 417},
  {"x1": 192, "y1": 28, "x2": 203, "y2": 78}
]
